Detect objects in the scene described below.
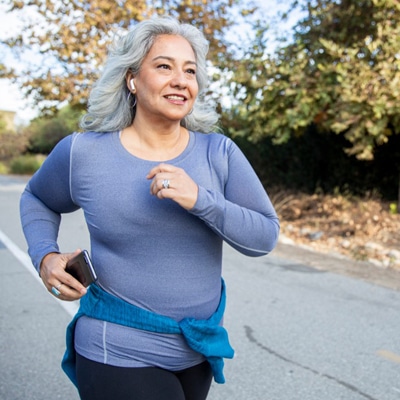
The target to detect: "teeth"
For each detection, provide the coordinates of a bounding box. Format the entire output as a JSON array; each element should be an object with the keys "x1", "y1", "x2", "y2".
[{"x1": 166, "y1": 95, "x2": 185, "y2": 100}]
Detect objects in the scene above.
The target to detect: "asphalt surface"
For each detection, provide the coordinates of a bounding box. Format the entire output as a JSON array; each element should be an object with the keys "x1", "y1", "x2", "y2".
[{"x1": 1, "y1": 174, "x2": 400, "y2": 400}]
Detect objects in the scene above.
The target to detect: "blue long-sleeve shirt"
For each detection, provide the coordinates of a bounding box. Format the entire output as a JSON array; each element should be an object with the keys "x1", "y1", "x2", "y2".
[{"x1": 20, "y1": 130, "x2": 279, "y2": 372}]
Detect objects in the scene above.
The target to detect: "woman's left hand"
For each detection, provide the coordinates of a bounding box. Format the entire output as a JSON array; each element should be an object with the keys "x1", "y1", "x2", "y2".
[{"x1": 147, "y1": 163, "x2": 199, "y2": 210}]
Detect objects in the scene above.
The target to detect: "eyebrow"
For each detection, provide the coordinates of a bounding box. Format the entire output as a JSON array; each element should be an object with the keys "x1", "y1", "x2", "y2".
[{"x1": 152, "y1": 55, "x2": 197, "y2": 66}]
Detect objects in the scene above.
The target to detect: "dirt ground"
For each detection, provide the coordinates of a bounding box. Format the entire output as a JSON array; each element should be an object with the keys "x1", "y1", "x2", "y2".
[{"x1": 272, "y1": 191, "x2": 400, "y2": 271}]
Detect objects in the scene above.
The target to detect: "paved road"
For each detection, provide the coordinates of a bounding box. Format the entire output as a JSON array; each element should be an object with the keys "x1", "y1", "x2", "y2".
[{"x1": 1, "y1": 174, "x2": 400, "y2": 400}]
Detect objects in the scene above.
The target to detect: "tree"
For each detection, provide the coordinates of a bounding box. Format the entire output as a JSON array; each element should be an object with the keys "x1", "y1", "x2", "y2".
[
  {"x1": 22, "y1": 105, "x2": 84, "y2": 154},
  {"x1": 226, "y1": 0, "x2": 400, "y2": 204},
  {"x1": 0, "y1": 128, "x2": 28, "y2": 164},
  {"x1": 1, "y1": 0, "x2": 258, "y2": 115}
]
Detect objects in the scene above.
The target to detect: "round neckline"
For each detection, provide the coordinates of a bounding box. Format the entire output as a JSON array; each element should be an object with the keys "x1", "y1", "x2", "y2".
[{"x1": 113, "y1": 130, "x2": 195, "y2": 164}]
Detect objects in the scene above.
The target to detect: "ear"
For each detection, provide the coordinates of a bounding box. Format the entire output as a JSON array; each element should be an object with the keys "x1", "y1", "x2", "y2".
[{"x1": 126, "y1": 72, "x2": 136, "y2": 92}]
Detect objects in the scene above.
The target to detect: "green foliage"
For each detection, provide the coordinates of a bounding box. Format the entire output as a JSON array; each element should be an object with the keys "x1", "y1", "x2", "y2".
[
  {"x1": 23, "y1": 105, "x2": 83, "y2": 154},
  {"x1": 229, "y1": 124, "x2": 400, "y2": 201},
  {"x1": 3, "y1": 0, "x2": 400, "y2": 201},
  {"x1": 0, "y1": 131, "x2": 28, "y2": 162},
  {"x1": 0, "y1": 162, "x2": 9, "y2": 174},
  {"x1": 228, "y1": 0, "x2": 400, "y2": 161},
  {"x1": 2, "y1": 0, "x2": 257, "y2": 116},
  {"x1": 9, "y1": 154, "x2": 45, "y2": 174},
  {"x1": 0, "y1": 117, "x2": 6, "y2": 132},
  {"x1": 220, "y1": 0, "x2": 400, "y2": 203}
]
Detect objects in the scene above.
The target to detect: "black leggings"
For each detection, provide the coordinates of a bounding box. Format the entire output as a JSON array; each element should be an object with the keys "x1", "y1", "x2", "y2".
[{"x1": 76, "y1": 353, "x2": 213, "y2": 400}]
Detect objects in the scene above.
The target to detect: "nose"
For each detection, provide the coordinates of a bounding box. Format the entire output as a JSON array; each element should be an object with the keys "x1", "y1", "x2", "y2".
[{"x1": 170, "y1": 70, "x2": 187, "y2": 89}]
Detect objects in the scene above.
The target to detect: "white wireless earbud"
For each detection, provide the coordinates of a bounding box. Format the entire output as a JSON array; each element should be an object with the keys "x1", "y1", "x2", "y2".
[{"x1": 130, "y1": 79, "x2": 135, "y2": 91}]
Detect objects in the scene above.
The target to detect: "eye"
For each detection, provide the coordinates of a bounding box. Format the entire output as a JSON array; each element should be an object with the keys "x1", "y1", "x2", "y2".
[
  {"x1": 186, "y1": 68, "x2": 196, "y2": 75},
  {"x1": 157, "y1": 64, "x2": 171, "y2": 70}
]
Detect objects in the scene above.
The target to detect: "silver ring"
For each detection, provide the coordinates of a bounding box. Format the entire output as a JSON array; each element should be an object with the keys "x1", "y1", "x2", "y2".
[
  {"x1": 162, "y1": 179, "x2": 170, "y2": 189},
  {"x1": 51, "y1": 286, "x2": 61, "y2": 296}
]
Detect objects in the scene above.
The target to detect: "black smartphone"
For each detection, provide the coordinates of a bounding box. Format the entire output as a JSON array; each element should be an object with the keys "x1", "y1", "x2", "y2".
[{"x1": 65, "y1": 250, "x2": 97, "y2": 287}]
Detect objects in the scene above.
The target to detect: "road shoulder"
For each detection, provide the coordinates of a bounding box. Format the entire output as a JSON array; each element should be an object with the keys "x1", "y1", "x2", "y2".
[{"x1": 273, "y1": 241, "x2": 400, "y2": 291}]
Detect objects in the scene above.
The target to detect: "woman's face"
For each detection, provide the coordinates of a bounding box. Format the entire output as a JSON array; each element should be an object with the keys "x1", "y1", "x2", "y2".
[{"x1": 132, "y1": 34, "x2": 199, "y2": 124}]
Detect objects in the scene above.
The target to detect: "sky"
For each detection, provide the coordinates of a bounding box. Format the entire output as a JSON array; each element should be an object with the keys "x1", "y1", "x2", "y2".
[
  {"x1": 0, "y1": 2, "x2": 39, "y2": 124},
  {"x1": 0, "y1": 0, "x2": 299, "y2": 125}
]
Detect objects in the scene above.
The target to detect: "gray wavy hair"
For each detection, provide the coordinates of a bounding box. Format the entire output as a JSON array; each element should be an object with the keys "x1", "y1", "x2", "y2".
[{"x1": 80, "y1": 16, "x2": 219, "y2": 133}]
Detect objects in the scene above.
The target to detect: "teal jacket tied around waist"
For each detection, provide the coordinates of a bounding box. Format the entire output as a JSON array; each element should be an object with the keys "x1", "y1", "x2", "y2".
[{"x1": 62, "y1": 279, "x2": 234, "y2": 386}]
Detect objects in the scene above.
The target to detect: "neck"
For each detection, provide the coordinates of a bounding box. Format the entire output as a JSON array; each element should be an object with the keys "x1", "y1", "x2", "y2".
[{"x1": 121, "y1": 118, "x2": 189, "y2": 161}]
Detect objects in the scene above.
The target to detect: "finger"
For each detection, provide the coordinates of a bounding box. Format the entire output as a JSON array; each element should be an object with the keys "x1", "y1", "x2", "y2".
[
  {"x1": 62, "y1": 270, "x2": 87, "y2": 294},
  {"x1": 50, "y1": 284, "x2": 85, "y2": 301},
  {"x1": 146, "y1": 163, "x2": 175, "y2": 179},
  {"x1": 62, "y1": 252, "x2": 88, "y2": 295},
  {"x1": 160, "y1": 177, "x2": 172, "y2": 190},
  {"x1": 50, "y1": 282, "x2": 63, "y2": 297},
  {"x1": 55, "y1": 281, "x2": 86, "y2": 301},
  {"x1": 67, "y1": 248, "x2": 83, "y2": 261},
  {"x1": 50, "y1": 271, "x2": 87, "y2": 299},
  {"x1": 157, "y1": 176, "x2": 175, "y2": 197},
  {"x1": 46, "y1": 249, "x2": 86, "y2": 297},
  {"x1": 149, "y1": 173, "x2": 172, "y2": 195}
]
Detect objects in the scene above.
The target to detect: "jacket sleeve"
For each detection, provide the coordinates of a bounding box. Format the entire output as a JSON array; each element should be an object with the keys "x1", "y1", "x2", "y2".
[
  {"x1": 19, "y1": 135, "x2": 80, "y2": 272},
  {"x1": 189, "y1": 139, "x2": 280, "y2": 257}
]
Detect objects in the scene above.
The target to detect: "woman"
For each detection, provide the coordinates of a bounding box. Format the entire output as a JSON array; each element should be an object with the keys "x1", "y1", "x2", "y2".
[{"x1": 20, "y1": 16, "x2": 279, "y2": 400}]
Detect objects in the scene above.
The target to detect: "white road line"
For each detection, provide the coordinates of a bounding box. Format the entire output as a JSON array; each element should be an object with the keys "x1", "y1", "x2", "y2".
[{"x1": 0, "y1": 229, "x2": 78, "y2": 316}]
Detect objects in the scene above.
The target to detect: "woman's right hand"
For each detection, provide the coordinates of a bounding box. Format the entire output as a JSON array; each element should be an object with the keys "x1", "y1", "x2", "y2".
[{"x1": 40, "y1": 250, "x2": 87, "y2": 301}]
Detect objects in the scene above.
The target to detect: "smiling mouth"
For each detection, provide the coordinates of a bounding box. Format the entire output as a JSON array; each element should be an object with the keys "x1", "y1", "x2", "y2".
[{"x1": 165, "y1": 95, "x2": 187, "y2": 101}]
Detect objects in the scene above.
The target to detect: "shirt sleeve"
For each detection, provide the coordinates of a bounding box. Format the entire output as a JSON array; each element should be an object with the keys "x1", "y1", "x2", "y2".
[
  {"x1": 19, "y1": 134, "x2": 80, "y2": 272},
  {"x1": 190, "y1": 138, "x2": 280, "y2": 257}
]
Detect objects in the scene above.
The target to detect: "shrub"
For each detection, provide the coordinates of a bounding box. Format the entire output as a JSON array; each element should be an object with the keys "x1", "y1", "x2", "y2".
[
  {"x1": 0, "y1": 131, "x2": 29, "y2": 162},
  {"x1": 10, "y1": 154, "x2": 45, "y2": 175},
  {"x1": 0, "y1": 162, "x2": 8, "y2": 174}
]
